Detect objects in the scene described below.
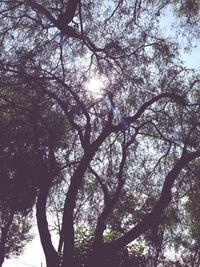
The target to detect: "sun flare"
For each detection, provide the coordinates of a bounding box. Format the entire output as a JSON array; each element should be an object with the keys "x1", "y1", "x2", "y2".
[{"x1": 86, "y1": 78, "x2": 104, "y2": 98}]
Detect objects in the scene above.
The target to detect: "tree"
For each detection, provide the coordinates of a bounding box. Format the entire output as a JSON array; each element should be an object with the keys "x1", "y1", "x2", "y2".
[
  {"x1": 4, "y1": 215, "x2": 33, "y2": 259},
  {"x1": 0, "y1": 104, "x2": 36, "y2": 266},
  {"x1": 0, "y1": 73, "x2": 67, "y2": 266},
  {"x1": 0, "y1": 1, "x2": 200, "y2": 267}
]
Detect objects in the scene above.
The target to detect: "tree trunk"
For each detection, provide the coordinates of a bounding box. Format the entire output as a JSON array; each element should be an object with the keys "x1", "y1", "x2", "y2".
[
  {"x1": 0, "y1": 241, "x2": 5, "y2": 267},
  {"x1": 61, "y1": 126, "x2": 113, "y2": 267},
  {"x1": 36, "y1": 182, "x2": 59, "y2": 267},
  {"x1": 86, "y1": 246, "x2": 114, "y2": 267},
  {"x1": 60, "y1": 153, "x2": 94, "y2": 267}
]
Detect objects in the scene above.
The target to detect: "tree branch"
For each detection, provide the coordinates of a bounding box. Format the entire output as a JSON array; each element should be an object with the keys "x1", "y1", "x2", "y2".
[
  {"x1": 105, "y1": 149, "x2": 200, "y2": 252},
  {"x1": 89, "y1": 166, "x2": 109, "y2": 205},
  {"x1": 113, "y1": 93, "x2": 186, "y2": 132}
]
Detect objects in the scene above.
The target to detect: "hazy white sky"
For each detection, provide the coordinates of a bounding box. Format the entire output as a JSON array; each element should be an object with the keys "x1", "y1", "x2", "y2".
[
  {"x1": 4, "y1": 229, "x2": 46, "y2": 267},
  {"x1": 181, "y1": 45, "x2": 200, "y2": 69}
]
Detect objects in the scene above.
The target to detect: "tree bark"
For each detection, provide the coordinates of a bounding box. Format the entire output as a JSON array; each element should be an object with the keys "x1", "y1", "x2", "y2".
[{"x1": 36, "y1": 182, "x2": 59, "y2": 267}]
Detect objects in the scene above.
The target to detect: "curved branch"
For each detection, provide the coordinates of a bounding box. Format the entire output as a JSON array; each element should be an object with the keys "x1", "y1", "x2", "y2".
[
  {"x1": 104, "y1": 0, "x2": 123, "y2": 29},
  {"x1": 113, "y1": 93, "x2": 186, "y2": 132},
  {"x1": 89, "y1": 166, "x2": 109, "y2": 205},
  {"x1": 25, "y1": 0, "x2": 58, "y2": 26},
  {"x1": 40, "y1": 89, "x2": 85, "y2": 148},
  {"x1": 62, "y1": 0, "x2": 79, "y2": 25},
  {"x1": 105, "y1": 149, "x2": 200, "y2": 253},
  {"x1": 60, "y1": 123, "x2": 118, "y2": 266},
  {"x1": 94, "y1": 132, "x2": 136, "y2": 246},
  {"x1": 27, "y1": 0, "x2": 104, "y2": 51},
  {"x1": 25, "y1": 0, "x2": 79, "y2": 38}
]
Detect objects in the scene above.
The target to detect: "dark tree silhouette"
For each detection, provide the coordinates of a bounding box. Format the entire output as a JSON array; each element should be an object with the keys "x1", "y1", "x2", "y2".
[{"x1": 0, "y1": 1, "x2": 200, "y2": 267}]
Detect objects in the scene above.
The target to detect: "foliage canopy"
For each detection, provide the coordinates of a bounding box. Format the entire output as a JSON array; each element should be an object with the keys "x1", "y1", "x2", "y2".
[{"x1": 0, "y1": 1, "x2": 200, "y2": 267}]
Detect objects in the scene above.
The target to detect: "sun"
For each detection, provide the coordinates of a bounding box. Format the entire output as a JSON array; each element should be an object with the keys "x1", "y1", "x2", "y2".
[{"x1": 86, "y1": 78, "x2": 104, "y2": 98}]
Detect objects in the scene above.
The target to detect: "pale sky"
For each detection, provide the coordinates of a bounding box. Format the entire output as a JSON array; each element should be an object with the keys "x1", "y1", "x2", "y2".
[
  {"x1": 161, "y1": 8, "x2": 200, "y2": 70},
  {"x1": 4, "y1": 228, "x2": 46, "y2": 267}
]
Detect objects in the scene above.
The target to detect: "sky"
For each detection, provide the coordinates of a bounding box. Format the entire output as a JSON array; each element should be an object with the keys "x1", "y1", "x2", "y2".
[
  {"x1": 2, "y1": 5, "x2": 200, "y2": 267},
  {"x1": 181, "y1": 45, "x2": 200, "y2": 69},
  {"x1": 4, "y1": 226, "x2": 46, "y2": 267},
  {"x1": 160, "y1": 6, "x2": 200, "y2": 70}
]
